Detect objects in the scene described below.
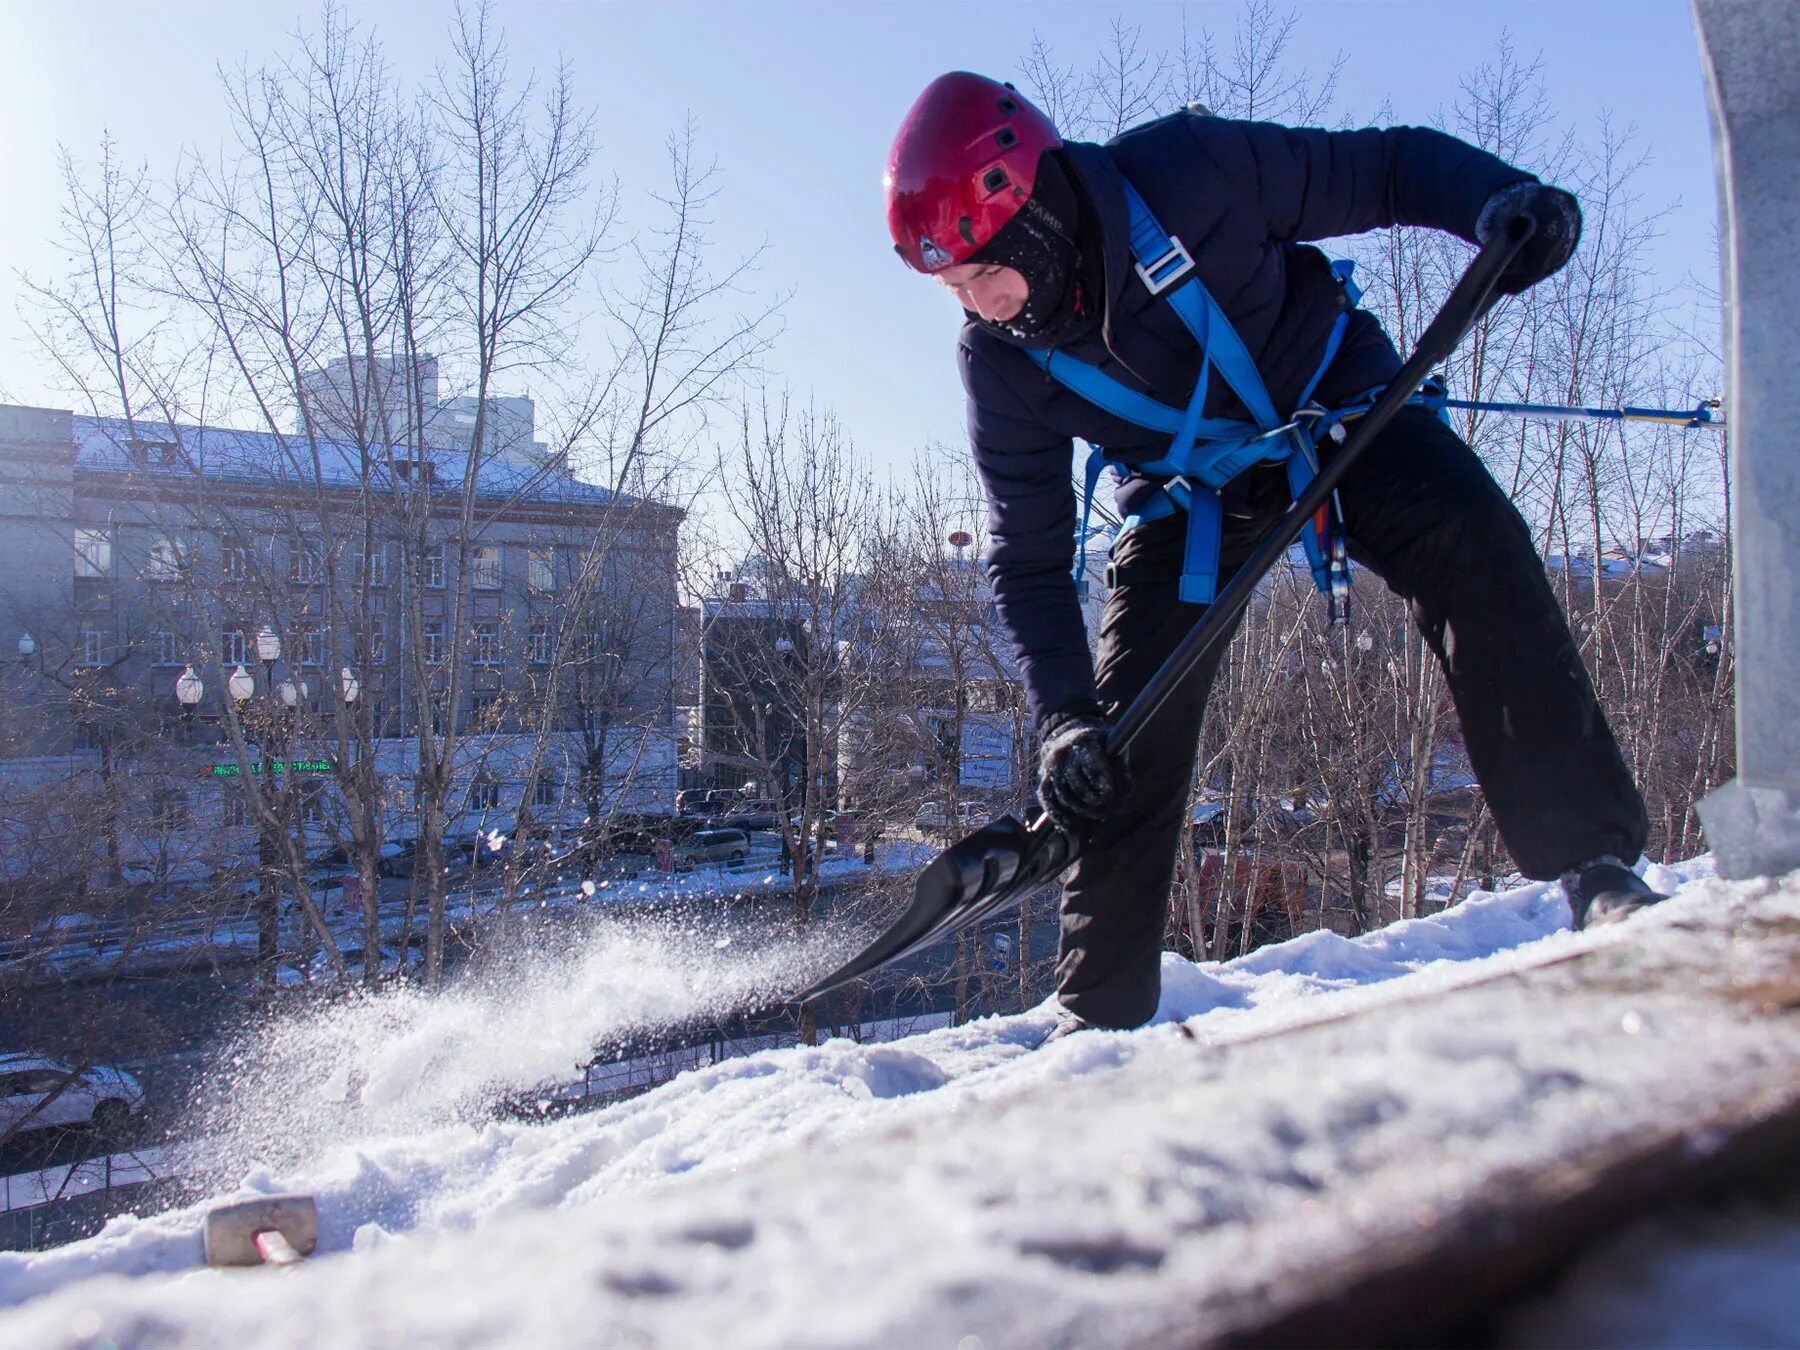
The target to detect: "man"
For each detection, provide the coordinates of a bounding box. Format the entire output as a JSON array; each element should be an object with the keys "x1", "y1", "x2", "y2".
[{"x1": 884, "y1": 72, "x2": 1663, "y2": 1034}]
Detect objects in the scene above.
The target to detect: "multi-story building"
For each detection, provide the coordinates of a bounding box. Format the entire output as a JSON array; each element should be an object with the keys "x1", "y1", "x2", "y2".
[
  {"x1": 691, "y1": 549, "x2": 1067, "y2": 817},
  {"x1": 299, "y1": 356, "x2": 551, "y2": 466},
  {"x1": 0, "y1": 396, "x2": 682, "y2": 887}
]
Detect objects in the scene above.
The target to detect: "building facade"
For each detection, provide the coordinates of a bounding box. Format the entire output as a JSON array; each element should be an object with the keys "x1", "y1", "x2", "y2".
[{"x1": 0, "y1": 398, "x2": 682, "y2": 891}]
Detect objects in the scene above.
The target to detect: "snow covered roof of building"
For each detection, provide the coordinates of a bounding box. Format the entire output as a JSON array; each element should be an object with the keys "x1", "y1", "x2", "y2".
[
  {"x1": 70, "y1": 416, "x2": 655, "y2": 512},
  {"x1": 0, "y1": 858, "x2": 1790, "y2": 1347}
]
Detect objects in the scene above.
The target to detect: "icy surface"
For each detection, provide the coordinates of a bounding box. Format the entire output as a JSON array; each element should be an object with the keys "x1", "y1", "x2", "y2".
[{"x1": 0, "y1": 858, "x2": 1794, "y2": 1348}]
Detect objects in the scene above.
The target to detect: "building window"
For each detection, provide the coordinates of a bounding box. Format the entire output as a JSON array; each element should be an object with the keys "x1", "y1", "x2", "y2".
[
  {"x1": 471, "y1": 545, "x2": 501, "y2": 590},
  {"x1": 289, "y1": 540, "x2": 320, "y2": 585},
  {"x1": 422, "y1": 619, "x2": 445, "y2": 665},
  {"x1": 527, "y1": 620, "x2": 553, "y2": 665},
  {"x1": 155, "y1": 630, "x2": 181, "y2": 666},
  {"x1": 222, "y1": 628, "x2": 249, "y2": 666},
  {"x1": 300, "y1": 788, "x2": 329, "y2": 826},
  {"x1": 221, "y1": 538, "x2": 252, "y2": 582},
  {"x1": 78, "y1": 627, "x2": 105, "y2": 667},
  {"x1": 127, "y1": 438, "x2": 180, "y2": 469},
  {"x1": 223, "y1": 793, "x2": 248, "y2": 829},
  {"x1": 467, "y1": 778, "x2": 501, "y2": 812},
  {"x1": 74, "y1": 528, "x2": 112, "y2": 578},
  {"x1": 73, "y1": 721, "x2": 99, "y2": 752},
  {"x1": 528, "y1": 548, "x2": 556, "y2": 594},
  {"x1": 149, "y1": 787, "x2": 191, "y2": 832},
  {"x1": 291, "y1": 623, "x2": 321, "y2": 666},
  {"x1": 356, "y1": 543, "x2": 388, "y2": 587},
  {"x1": 144, "y1": 535, "x2": 189, "y2": 582},
  {"x1": 472, "y1": 620, "x2": 500, "y2": 666},
  {"x1": 531, "y1": 775, "x2": 558, "y2": 809},
  {"x1": 423, "y1": 544, "x2": 446, "y2": 589},
  {"x1": 365, "y1": 617, "x2": 388, "y2": 666},
  {"x1": 470, "y1": 691, "x2": 500, "y2": 725}
]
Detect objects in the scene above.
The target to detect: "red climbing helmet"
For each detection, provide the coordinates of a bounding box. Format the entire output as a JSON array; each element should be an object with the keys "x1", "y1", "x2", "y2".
[{"x1": 885, "y1": 72, "x2": 1063, "y2": 273}]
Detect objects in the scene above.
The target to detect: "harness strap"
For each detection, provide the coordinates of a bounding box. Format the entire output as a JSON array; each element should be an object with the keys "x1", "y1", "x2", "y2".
[{"x1": 1026, "y1": 183, "x2": 1357, "y2": 608}]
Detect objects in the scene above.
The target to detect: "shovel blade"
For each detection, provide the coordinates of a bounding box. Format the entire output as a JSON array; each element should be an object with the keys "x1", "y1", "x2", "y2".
[{"x1": 799, "y1": 813, "x2": 1076, "y2": 1001}]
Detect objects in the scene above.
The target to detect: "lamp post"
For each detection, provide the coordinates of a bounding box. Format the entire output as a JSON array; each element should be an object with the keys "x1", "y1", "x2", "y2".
[
  {"x1": 255, "y1": 625, "x2": 281, "y2": 695},
  {"x1": 228, "y1": 664, "x2": 255, "y2": 704},
  {"x1": 174, "y1": 664, "x2": 204, "y2": 739},
  {"x1": 248, "y1": 627, "x2": 286, "y2": 990}
]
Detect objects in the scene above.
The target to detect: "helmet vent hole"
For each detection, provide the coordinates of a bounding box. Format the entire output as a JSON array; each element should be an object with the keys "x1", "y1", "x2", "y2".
[
  {"x1": 982, "y1": 167, "x2": 1008, "y2": 193},
  {"x1": 998, "y1": 97, "x2": 1017, "y2": 114},
  {"x1": 995, "y1": 127, "x2": 1018, "y2": 149}
]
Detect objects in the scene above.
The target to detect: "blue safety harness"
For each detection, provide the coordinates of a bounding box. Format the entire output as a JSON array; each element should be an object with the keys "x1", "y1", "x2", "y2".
[{"x1": 1024, "y1": 179, "x2": 1382, "y2": 617}]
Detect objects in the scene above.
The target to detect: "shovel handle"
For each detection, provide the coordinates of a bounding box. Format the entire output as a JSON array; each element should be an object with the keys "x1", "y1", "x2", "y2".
[{"x1": 1106, "y1": 216, "x2": 1536, "y2": 757}]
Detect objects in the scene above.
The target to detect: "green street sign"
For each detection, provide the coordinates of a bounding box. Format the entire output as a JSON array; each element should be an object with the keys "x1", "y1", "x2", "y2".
[{"x1": 208, "y1": 759, "x2": 333, "y2": 777}]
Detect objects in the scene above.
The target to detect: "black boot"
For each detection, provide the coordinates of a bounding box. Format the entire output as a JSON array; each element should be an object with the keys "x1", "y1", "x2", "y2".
[{"x1": 1562, "y1": 857, "x2": 1668, "y2": 930}]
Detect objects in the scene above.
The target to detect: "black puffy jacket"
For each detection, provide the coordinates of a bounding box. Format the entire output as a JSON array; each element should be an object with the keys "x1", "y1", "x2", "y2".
[{"x1": 959, "y1": 110, "x2": 1532, "y2": 725}]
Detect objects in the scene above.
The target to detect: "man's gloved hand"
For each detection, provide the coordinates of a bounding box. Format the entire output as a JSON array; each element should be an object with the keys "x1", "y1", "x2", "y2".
[
  {"x1": 1476, "y1": 180, "x2": 1582, "y2": 295},
  {"x1": 1036, "y1": 702, "x2": 1130, "y2": 835}
]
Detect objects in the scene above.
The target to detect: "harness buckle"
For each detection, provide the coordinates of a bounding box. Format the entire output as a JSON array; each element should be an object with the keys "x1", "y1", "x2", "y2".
[{"x1": 1134, "y1": 236, "x2": 1195, "y2": 296}]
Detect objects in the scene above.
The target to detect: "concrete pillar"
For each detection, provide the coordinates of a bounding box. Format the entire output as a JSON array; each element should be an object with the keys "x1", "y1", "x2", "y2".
[{"x1": 1692, "y1": 1, "x2": 1800, "y2": 877}]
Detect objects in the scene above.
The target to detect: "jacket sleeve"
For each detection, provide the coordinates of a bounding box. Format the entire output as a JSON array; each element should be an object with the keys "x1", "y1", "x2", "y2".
[
  {"x1": 1190, "y1": 116, "x2": 1536, "y2": 247},
  {"x1": 959, "y1": 337, "x2": 1097, "y2": 728}
]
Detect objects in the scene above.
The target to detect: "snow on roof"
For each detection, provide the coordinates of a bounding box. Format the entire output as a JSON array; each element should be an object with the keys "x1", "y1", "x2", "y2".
[
  {"x1": 1, "y1": 857, "x2": 1783, "y2": 1347},
  {"x1": 71, "y1": 416, "x2": 644, "y2": 511},
  {"x1": 1545, "y1": 552, "x2": 1671, "y2": 580}
]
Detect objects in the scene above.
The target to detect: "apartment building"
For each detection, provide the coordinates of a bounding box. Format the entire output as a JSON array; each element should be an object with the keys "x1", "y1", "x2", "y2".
[{"x1": 0, "y1": 398, "x2": 682, "y2": 885}]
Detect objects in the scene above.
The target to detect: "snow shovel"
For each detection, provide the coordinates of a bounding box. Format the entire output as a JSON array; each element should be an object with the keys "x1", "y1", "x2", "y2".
[{"x1": 798, "y1": 216, "x2": 1537, "y2": 1003}]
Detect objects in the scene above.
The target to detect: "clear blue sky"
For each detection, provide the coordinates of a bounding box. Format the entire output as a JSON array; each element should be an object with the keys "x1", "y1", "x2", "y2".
[{"x1": 1, "y1": 1, "x2": 1718, "y2": 480}]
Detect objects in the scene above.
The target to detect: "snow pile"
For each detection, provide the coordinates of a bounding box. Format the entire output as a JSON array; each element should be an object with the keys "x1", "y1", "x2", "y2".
[{"x1": 1, "y1": 857, "x2": 1794, "y2": 1348}]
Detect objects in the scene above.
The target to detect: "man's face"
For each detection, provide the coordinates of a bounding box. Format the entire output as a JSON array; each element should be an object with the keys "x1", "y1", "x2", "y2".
[{"x1": 933, "y1": 262, "x2": 1028, "y2": 325}]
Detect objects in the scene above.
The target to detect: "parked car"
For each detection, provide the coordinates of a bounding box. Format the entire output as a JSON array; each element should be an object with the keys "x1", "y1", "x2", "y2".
[
  {"x1": 721, "y1": 800, "x2": 782, "y2": 831},
  {"x1": 308, "y1": 840, "x2": 415, "y2": 879},
  {"x1": 675, "y1": 828, "x2": 750, "y2": 867},
  {"x1": 0, "y1": 1054, "x2": 145, "y2": 1138},
  {"x1": 914, "y1": 801, "x2": 985, "y2": 832},
  {"x1": 677, "y1": 789, "x2": 745, "y2": 817},
  {"x1": 376, "y1": 839, "x2": 419, "y2": 878}
]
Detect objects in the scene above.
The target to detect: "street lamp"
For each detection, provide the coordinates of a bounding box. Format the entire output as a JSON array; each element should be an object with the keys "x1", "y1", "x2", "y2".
[
  {"x1": 255, "y1": 625, "x2": 281, "y2": 701},
  {"x1": 228, "y1": 664, "x2": 255, "y2": 703},
  {"x1": 277, "y1": 677, "x2": 308, "y2": 710},
  {"x1": 339, "y1": 667, "x2": 360, "y2": 704},
  {"x1": 17, "y1": 632, "x2": 35, "y2": 662},
  {"x1": 174, "y1": 664, "x2": 205, "y2": 715}
]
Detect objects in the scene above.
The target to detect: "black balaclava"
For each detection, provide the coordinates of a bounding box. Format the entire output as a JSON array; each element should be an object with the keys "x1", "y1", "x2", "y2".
[{"x1": 968, "y1": 151, "x2": 1093, "y2": 343}]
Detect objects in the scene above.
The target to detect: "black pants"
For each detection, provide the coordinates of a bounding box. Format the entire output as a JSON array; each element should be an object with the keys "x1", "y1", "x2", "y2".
[{"x1": 1058, "y1": 406, "x2": 1649, "y2": 1029}]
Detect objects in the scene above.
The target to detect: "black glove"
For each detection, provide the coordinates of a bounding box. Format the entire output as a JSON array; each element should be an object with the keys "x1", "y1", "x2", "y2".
[
  {"x1": 1476, "y1": 180, "x2": 1582, "y2": 295},
  {"x1": 1036, "y1": 702, "x2": 1130, "y2": 834}
]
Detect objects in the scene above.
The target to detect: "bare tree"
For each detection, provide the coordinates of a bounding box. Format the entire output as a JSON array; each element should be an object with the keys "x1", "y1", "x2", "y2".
[
  {"x1": 13, "y1": 3, "x2": 776, "y2": 997},
  {"x1": 703, "y1": 395, "x2": 887, "y2": 1042}
]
